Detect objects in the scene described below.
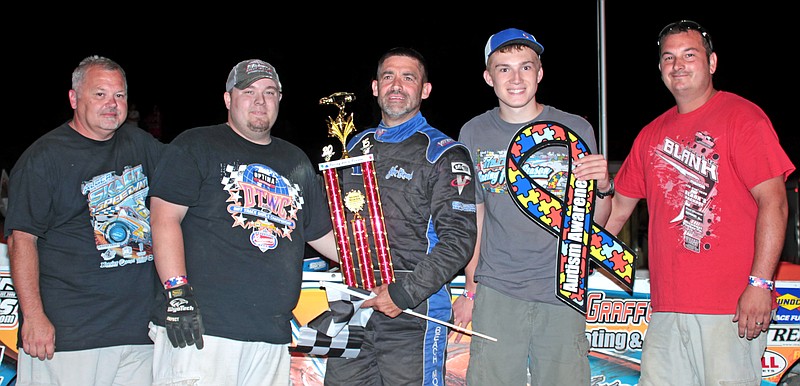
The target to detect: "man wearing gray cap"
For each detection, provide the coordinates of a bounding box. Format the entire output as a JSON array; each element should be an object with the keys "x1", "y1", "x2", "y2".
[
  {"x1": 453, "y1": 28, "x2": 612, "y2": 385},
  {"x1": 148, "y1": 59, "x2": 338, "y2": 385}
]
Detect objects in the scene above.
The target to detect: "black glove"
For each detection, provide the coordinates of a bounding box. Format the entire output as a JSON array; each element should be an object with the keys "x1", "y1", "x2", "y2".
[{"x1": 164, "y1": 285, "x2": 205, "y2": 349}]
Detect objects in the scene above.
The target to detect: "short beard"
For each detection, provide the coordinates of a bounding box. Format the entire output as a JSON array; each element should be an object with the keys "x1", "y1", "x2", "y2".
[{"x1": 247, "y1": 120, "x2": 272, "y2": 133}]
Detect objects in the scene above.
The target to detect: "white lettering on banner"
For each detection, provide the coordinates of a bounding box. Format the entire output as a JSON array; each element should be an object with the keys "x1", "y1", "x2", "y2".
[
  {"x1": 585, "y1": 328, "x2": 643, "y2": 352},
  {"x1": 772, "y1": 315, "x2": 800, "y2": 323},
  {"x1": 585, "y1": 292, "x2": 651, "y2": 325}
]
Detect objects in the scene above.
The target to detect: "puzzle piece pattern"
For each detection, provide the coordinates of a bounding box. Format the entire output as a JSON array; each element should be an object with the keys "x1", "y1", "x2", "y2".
[{"x1": 506, "y1": 121, "x2": 636, "y2": 314}]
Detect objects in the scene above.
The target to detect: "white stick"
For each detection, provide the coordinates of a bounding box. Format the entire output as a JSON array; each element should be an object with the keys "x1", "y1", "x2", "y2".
[{"x1": 320, "y1": 281, "x2": 497, "y2": 342}]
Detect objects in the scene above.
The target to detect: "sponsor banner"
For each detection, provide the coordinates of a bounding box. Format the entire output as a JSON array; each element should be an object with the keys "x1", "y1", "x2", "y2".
[
  {"x1": 0, "y1": 259, "x2": 797, "y2": 385},
  {"x1": 289, "y1": 271, "x2": 800, "y2": 386}
]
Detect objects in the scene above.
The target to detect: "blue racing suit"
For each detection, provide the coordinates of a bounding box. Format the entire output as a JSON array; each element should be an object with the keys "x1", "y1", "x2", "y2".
[{"x1": 324, "y1": 112, "x2": 477, "y2": 386}]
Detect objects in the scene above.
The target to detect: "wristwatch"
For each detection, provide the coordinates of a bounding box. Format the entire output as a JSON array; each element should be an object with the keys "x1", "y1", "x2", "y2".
[{"x1": 596, "y1": 177, "x2": 615, "y2": 199}]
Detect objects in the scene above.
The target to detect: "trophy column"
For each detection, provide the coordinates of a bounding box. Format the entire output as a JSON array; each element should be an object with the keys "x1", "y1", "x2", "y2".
[{"x1": 318, "y1": 92, "x2": 394, "y2": 290}]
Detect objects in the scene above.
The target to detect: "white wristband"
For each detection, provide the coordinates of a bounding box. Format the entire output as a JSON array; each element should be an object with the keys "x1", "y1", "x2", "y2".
[{"x1": 749, "y1": 275, "x2": 774, "y2": 291}]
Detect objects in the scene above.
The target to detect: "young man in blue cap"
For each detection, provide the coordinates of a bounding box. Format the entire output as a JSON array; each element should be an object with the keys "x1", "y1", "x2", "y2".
[{"x1": 453, "y1": 28, "x2": 612, "y2": 385}]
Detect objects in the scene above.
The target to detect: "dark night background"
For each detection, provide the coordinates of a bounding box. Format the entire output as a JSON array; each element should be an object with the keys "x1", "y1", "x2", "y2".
[{"x1": 4, "y1": 3, "x2": 797, "y2": 177}]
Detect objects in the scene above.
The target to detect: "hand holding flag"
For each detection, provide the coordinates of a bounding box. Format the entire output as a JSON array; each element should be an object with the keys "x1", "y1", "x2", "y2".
[
  {"x1": 360, "y1": 284, "x2": 402, "y2": 318},
  {"x1": 291, "y1": 283, "x2": 374, "y2": 358},
  {"x1": 291, "y1": 281, "x2": 496, "y2": 359},
  {"x1": 322, "y1": 281, "x2": 496, "y2": 342}
]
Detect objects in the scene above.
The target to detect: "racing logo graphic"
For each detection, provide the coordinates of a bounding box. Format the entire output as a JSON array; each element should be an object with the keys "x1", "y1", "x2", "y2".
[
  {"x1": 474, "y1": 148, "x2": 506, "y2": 194},
  {"x1": 762, "y1": 349, "x2": 788, "y2": 378},
  {"x1": 0, "y1": 275, "x2": 18, "y2": 330},
  {"x1": 474, "y1": 147, "x2": 568, "y2": 197},
  {"x1": 385, "y1": 165, "x2": 413, "y2": 181},
  {"x1": 84, "y1": 165, "x2": 154, "y2": 268},
  {"x1": 505, "y1": 121, "x2": 636, "y2": 314},
  {"x1": 654, "y1": 131, "x2": 719, "y2": 253},
  {"x1": 451, "y1": 161, "x2": 472, "y2": 195},
  {"x1": 222, "y1": 164, "x2": 301, "y2": 252},
  {"x1": 360, "y1": 138, "x2": 373, "y2": 155},
  {"x1": 775, "y1": 286, "x2": 800, "y2": 323}
]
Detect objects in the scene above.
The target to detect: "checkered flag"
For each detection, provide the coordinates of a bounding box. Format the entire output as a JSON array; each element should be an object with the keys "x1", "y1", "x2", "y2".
[
  {"x1": 291, "y1": 283, "x2": 374, "y2": 358},
  {"x1": 221, "y1": 164, "x2": 247, "y2": 190}
]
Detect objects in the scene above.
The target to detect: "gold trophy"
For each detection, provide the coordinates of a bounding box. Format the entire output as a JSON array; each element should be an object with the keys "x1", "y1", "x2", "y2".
[
  {"x1": 320, "y1": 92, "x2": 356, "y2": 160},
  {"x1": 318, "y1": 92, "x2": 394, "y2": 290}
]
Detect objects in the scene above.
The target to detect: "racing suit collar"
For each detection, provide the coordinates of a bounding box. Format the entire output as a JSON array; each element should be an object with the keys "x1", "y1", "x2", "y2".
[{"x1": 374, "y1": 112, "x2": 427, "y2": 143}]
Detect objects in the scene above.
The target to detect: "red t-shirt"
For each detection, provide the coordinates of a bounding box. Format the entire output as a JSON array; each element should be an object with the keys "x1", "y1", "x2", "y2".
[{"x1": 615, "y1": 91, "x2": 795, "y2": 314}]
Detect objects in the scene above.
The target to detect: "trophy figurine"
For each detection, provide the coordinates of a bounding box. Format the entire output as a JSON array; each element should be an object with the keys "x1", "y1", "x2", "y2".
[
  {"x1": 318, "y1": 92, "x2": 394, "y2": 289},
  {"x1": 320, "y1": 92, "x2": 357, "y2": 160}
]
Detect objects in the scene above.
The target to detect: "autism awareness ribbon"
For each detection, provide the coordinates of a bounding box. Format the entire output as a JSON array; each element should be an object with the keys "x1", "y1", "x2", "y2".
[{"x1": 505, "y1": 121, "x2": 636, "y2": 314}]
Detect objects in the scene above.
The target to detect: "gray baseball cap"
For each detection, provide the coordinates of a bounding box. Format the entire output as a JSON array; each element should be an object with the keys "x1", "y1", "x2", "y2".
[{"x1": 226, "y1": 59, "x2": 282, "y2": 92}]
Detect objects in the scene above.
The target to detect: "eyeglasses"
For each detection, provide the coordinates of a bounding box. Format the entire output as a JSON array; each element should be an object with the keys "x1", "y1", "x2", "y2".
[{"x1": 657, "y1": 20, "x2": 714, "y2": 53}]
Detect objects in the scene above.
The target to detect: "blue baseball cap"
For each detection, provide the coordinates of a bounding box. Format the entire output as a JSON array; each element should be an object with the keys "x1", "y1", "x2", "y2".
[{"x1": 484, "y1": 28, "x2": 544, "y2": 64}]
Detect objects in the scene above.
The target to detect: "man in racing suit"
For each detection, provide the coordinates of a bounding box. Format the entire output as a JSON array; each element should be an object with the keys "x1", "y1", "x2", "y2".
[{"x1": 323, "y1": 47, "x2": 477, "y2": 386}]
